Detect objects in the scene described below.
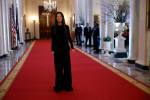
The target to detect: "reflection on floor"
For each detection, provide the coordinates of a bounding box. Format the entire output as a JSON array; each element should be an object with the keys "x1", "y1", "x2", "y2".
[
  {"x1": 0, "y1": 41, "x2": 31, "y2": 83},
  {"x1": 0, "y1": 41, "x2": 149, "y2": 87}
]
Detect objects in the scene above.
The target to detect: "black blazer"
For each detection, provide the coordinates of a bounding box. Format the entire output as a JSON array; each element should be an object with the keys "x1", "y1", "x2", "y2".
[
  {"x1": 92, "y1": 27, "x2": 99, "y2": 39},
  {"x1": 75, "y1": 26, "x2": 79, "y2": 35},
  {"x1": 78, "y1": 26, "x2": 82, "y2": 35},
  {"x1": 84, "y1": 27, "x2": 92, "y2": 36},
  {"x1": 51, "y1": 25, "x2": 74, "y2": 52}
]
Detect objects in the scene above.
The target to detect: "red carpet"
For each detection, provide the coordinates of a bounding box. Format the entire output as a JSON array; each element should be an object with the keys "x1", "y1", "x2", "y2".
[{"x1": 1, "y1": 40, "x2": 149, "y2": 100}]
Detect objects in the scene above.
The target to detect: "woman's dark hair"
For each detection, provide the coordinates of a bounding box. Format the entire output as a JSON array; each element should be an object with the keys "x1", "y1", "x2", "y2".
[
  {"x1": 54, "y1": 12, "x2": 67, "y2": 39},
  {"x1": 94, "y1": 23, "x2": 99, "y2": 27},
  {"x1": 75, "y1": 23, "x2": 78, "y2": 26}
]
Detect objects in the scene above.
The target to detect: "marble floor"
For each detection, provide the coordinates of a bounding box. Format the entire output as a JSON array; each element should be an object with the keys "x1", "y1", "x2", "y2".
[
  {"x1": 0, "y1": 41, "x2": 32, "y2": 83},
  {"x1": 0, "y1": 41, "x2": 150, "y2": 87}
]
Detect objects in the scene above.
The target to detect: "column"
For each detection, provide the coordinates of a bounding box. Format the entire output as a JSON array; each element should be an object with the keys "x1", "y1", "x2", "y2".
[
  {"x1": 2, "y1": 0, "x2": 8, "y2": 54},
  {"x1": 20, "y1": 0, "x2": 25, "y2": 43},
  {"x1": 100, "y1": 0, "x2": 106, "y2": 49},
  {"x1": 6, "y1": 0, "x2": 11, "y2": 52},
  {"x1": 75, "y1": 0, "x2": 79, "y2": 24},
  {"x1": 18, "y1": 0, "x2": 24, "y2": 43},
  {"x1": 0, "y1": 0, "x2": 4, "y2": 56},
  {"x1": 84, "y1": 0, "x2": 89, "y2": 25},
  {"x1": 135, "y1": 0, "x2": 149, "y2": 70},
  {"x1": 107, "y1": 23, "x2": 114, "y2": 50},
  {"x1": 89, "y1": 0, "x2": 93, "y2": 28},
  {"x1": 107, "y1": 0, "x2": 114, "y2": 50},
  {"x1": 128, "y1": 0, "x2": 140, "y2": 63}
]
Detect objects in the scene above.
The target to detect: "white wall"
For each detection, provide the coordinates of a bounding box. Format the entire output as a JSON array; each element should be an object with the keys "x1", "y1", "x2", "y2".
[
  {"x1": 93, "y1": 0, "x2": 100, "y2": 15},
  {"x1": 92, "y1": 0, "x2": 100, "y2": 28},
  {"x1": 89, "y1": 0, "x2": 94, "y2": 28}
]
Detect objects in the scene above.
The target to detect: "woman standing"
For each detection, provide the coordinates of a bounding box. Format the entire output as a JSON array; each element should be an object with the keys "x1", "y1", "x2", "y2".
[{"x1": 51, "y1": 12, "x2": 75, "y2": 93}]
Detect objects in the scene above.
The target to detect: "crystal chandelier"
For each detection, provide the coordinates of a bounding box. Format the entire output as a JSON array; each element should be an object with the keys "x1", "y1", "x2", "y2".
[{"x1": 44, "y1": 0, "x2": 57, "y2": 12}]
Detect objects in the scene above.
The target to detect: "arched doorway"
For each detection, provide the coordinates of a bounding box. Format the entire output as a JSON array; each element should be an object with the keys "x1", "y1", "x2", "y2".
[{"x1": 39, "y1": 6, "x2": 56, "y2": 40}]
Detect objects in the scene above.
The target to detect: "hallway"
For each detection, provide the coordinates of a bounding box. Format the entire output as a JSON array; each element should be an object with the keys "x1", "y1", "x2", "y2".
[{"x1": 0, "y1": 0, "x2": 150, "y2": 99}]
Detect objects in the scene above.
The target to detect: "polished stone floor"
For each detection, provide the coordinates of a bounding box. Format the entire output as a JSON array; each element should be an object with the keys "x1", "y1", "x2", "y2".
[
  {"x1": 0, "y1": 41, "x2": 150, "y2": 87},
  {"x1": 0, "y1": 41, "x2": 32, "y2": 83}
]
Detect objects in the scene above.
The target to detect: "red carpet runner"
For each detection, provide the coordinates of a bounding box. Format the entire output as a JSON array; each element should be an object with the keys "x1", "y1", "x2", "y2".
[{"x1": 0, "y1": 41, "x2": 149, "y2": 100}]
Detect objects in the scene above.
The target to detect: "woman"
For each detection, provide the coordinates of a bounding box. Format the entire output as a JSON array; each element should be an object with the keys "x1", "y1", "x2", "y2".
[
  {"x1": 51, "y1": 12, "x2": 75, "y2": 93},
  {"x1": 92, "y1": 23, "x2": 99, "y2": 53}
]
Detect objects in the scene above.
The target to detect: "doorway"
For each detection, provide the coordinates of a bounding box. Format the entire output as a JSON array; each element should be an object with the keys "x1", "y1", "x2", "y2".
[{"x1": 39, "y1": 6, "x2": 56, "y2": 40}]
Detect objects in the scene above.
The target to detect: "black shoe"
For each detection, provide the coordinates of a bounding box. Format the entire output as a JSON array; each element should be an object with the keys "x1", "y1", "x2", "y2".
[
  {"x1": 94, "y1": 51, "x2": 99, "y2": 54},
  {"x1": 53, "y1": 87, "x2": 62, "y2": 93},
  {"x1": 64, "y1": 86, "x2": 73, "y2": 91}
]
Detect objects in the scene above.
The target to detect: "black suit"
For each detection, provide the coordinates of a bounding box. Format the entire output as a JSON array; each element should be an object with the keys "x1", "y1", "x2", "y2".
[
  {"x1": 75, "y1": 26, "x2": 79, "y2": 44},
  {"x1": 51, "y1": 25, "x2": 74, "y2": 89},
  {"x1": 84, "y1": 26, "x2": 92, "y2": 46},
  {"x1": 78, "y1": 26, "x2": 82, "y2": 45}
]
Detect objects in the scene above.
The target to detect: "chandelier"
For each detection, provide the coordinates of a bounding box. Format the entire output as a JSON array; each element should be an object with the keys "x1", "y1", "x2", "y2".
[{"x1": 44, "y1": 0, "x2": 57, "y2": 12}]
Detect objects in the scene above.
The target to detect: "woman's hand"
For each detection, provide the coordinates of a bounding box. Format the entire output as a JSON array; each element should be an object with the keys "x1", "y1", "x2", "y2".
[
  {"x1": 51, "y1": 51, "x2": 54, "y2": 55},
  {"x1": 72, "y1": 49, "x2": 75, "y2": 54}
]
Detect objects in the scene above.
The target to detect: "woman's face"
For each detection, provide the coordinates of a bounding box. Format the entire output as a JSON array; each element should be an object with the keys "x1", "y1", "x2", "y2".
[{"x1": 57, "y1": 13, "x2": 63, "y2": 23}]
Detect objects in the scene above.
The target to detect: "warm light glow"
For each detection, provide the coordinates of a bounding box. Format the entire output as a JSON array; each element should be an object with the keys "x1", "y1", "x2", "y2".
[
  {"x1": 31, "y1": 16, "x2": 38, "y2": 21},
  {"x1": 44, "y1": 0, "x2": 56, "y2": 12},
  {"x1": 72, "y1": 15, "x2": 75, "y2": 21},
  {"x1": 64, "y1": 15, "x2": 68, "y2": 23}
]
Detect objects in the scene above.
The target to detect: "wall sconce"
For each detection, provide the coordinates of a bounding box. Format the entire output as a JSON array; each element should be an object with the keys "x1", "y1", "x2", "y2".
[
  {"x1": 31, "y1": 16, "x2": 38, "y2": 21},
  {"x1": 31, "y1": 16, "x2": 38, "y2": 39},
  {"x1": 73, "y1": 14, "x2": 75, "y2": 27}
]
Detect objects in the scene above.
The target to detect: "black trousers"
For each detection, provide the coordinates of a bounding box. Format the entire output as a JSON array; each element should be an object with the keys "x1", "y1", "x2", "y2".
[
  {"x1": 54, "y1": 50, "x2": 72, "y2": 88},
  {"x1": 78, "y1": 34, "x2": 82, "y2": 45},
  {"x1": 85, "y1": 35, "x2": 91, "y2": 46},
  {"x1": 93, "y1": 38, "x2": 99, "y2": 52},
  {"x1": 75, "y1": 34, "x2": 79, "y2": 44}
]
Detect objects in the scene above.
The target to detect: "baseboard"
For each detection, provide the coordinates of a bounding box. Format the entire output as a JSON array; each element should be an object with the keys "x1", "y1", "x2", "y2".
[
  {"x1": 12, "y1": 46, "x2": 18, "y2": 50},
  {"x1": 0, "y1": 54, "x2": 7, "y2": 59},
  {"x1": 128, "y1": 59, "x2": 136, "y2": 64},
  {"x1": 19, "y1": 42, "x2": 24, "y2": 45},
  {"x1": 114, "y1": 52, "x2": 128, "y2": 58},
  {"x1": 135, "y1": 63, "x2": 149, "y2": 70},
  {"x1": 109, "y1": 51, "x2": 114, "y2": 54}
]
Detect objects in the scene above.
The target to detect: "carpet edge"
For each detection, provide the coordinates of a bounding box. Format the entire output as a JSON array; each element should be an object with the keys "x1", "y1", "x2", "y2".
[
  {"x1": 0, "y1": 41, "x2": 36, "y2": 100},
  {"x1": 74, "y1": 47, "x2": 150, "y2": 95}
]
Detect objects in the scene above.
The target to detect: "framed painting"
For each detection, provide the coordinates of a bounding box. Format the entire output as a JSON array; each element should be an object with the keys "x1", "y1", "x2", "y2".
[
  {"x1": 94, "y1": 14, "x2": 100, "y2": 26},
  {"x1": 147, "y1": 0, "x2": 150, "y2": 30}
]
